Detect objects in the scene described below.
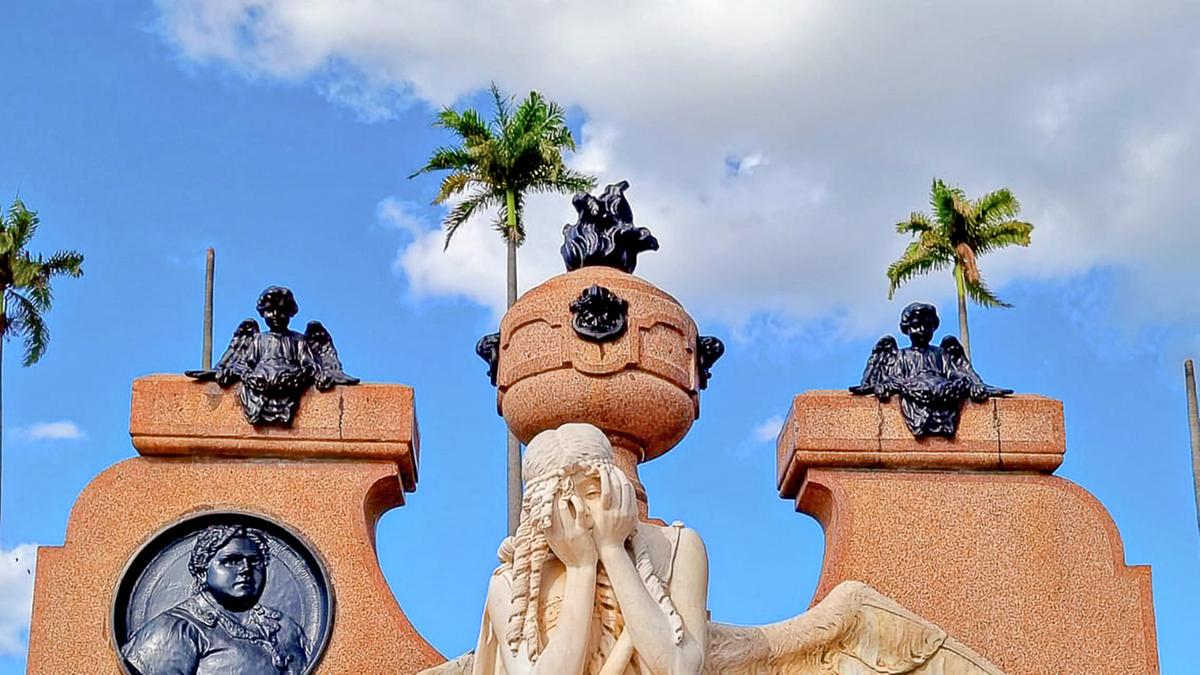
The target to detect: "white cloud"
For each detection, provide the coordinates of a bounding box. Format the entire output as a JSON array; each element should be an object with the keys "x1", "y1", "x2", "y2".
[
  {"x1": 0, "y1": 544, "x2": 37, "y2": 656},
  {"x1": 154, "y1": 0, "x2": 1200, "y2": 334},
  {"x1": 376, "y1": 197, "x2": 430, "y2": 240},
  {"x1": 18, "y1": 421, "x2": 86, "y2": 441},
  {"x1": 751, "y1": 414, "x2": 785, "y2": 444}
]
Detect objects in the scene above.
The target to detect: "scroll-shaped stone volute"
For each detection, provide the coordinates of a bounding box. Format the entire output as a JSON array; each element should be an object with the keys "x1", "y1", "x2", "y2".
[
  {"x1": 561, "y1": 180, "x2": 659, "y2": 273},
  {"x1": 849, "y1": 302, "x2": 1012, "y2": 437},
  {"x1": 570, "y1": 284, "x2": 629, "y2": 342},
  {"x1": 697, "y1": 335, "x2": 725, "y2": 390},
  {"x1": 185, "y1": 286, "x2": 359, "y2": 427},
  {"x1": 476, "y1": 331, "x2": 501, "y2": 386}
]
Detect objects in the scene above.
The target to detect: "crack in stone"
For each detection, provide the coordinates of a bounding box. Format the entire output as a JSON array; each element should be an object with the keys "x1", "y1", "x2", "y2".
[{"x1": 337, "y1": 390, "x2": 345, "y2": 439}]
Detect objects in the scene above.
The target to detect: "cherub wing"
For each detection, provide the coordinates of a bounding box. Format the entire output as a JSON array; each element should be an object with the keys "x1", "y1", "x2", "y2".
[
  {"x1": 704, "y1": 581, "x2": 1004, "y2": 674},
  {"x1": 185, "y1": 319, "x2": 258, "y2": 383},
  {"x1": 305, "y1": 321, "x2": 359, "y2": 390},
  {"x1": 850, "y1": 336, "x2": 899, "y2": 397},
  {"x1": 940, "y1": 336, "x2": 1012, "y2": 401}
]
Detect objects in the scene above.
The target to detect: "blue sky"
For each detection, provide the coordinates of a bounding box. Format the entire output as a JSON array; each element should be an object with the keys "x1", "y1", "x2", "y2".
[{"x1": 2, "y1": 1, "x2": 1199, "y2": 672}]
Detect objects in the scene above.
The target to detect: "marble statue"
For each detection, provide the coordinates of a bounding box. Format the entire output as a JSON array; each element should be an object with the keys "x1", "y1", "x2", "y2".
[
  {"x1": 423, "y1": 423, "x2": 1003, "y2": 675},
  {"x1": 187, "y1": 286, "x2": 358, "y2": 426},
  {"x1": 121, "y1": 524, "x2": 310, "y2": 675},
  {"x1": 850, "y1": 302, "x2": 1011, "y2": 436}
]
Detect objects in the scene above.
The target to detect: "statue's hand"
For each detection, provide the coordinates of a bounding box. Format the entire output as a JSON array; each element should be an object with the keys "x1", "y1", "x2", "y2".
[
  {"x1": 546, "y1": 495, "x2": 597, "y2": 569},
  {"x1": 591, "y1": 467, "x2": 637, "y2": 552}
]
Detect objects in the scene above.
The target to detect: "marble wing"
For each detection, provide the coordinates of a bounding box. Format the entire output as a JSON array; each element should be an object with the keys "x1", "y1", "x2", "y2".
[
  {"x1": 185, "y1": 319, "x2": 259, "y2": 385},
  {"x1": 850, "y1": 336, "x2": 899, "y2": 397},
  {"x1": 940, "y1": 336, "x2": 1012, "y2": 402},
  {"x1": 704, "y1": 581, "x2": 1004, "y2": 675},
  {"x1": 305, "y1": 321, "x2": 360, "y2": 391}
]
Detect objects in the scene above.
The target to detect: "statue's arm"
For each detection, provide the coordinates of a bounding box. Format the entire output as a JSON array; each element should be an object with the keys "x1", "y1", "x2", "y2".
[
  {"x1": 599, "y1": 529, "x2": 707, "y2": 675},
  {"x1": 482, "y1": 566, "x2": 597, "y2": 675},
  {"x1": 668, "y1": 529, "x2": 709, "y2": 673}
]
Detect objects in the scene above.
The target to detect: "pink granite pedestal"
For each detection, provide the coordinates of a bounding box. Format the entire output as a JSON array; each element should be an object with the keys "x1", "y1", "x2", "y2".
[
  {"x1": 27, "y1": 375, "x2": 443, "y2": 674},
  {"x1": 777, "y1": 391, "x2": 1159, "y2": 675}
]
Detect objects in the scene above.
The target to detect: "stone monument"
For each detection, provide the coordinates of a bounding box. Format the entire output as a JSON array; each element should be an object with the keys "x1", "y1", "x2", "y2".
[
  {"x1": 25, "y1": 184, "x2": 1159, "y2": 674},
  {"x1": 26, "y1": 291, "x2": 442, "y2": 674}
]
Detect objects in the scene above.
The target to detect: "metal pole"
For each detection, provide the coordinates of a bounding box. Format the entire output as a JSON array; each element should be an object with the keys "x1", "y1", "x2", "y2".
[
  {"x1": 202, "y1": 248, "x2": 214, "y2": 369},
  {"x1": 1184, "y1": 359, "x2": 1200, "y2": 537}
]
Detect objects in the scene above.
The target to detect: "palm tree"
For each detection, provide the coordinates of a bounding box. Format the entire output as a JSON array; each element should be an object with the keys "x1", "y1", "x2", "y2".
[
  {"x1": 411, "y1": 84, "x2": 595, "y2": 534},
  {"x1": 0, "y1": 198, "x2": 84, "y2": 524},
  {"x1": 886, "y1": 178, "x2": 1033, "y2": 359}
]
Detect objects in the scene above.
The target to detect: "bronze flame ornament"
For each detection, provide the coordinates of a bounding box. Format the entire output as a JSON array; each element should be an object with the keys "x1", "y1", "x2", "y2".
[{"x1": 561, "y1": 180, "x2": 658, "y2": 273}]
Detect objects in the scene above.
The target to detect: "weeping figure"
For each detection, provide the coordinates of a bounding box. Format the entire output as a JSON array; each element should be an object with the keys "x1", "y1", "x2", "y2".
[
  {"x1": 472, "y1": 423, "x2": 708, "y2": 675},
  {"x1": 428, "y1": 423, "x2": 1005, "y2": 675}
]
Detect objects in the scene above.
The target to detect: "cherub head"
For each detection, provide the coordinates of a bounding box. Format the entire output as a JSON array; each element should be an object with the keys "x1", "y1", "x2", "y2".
[
  {"x1": 256, "y1": 287, "x2": 299, "y2": 333},
  {"x1": 189, "y1": 525, "x2": 271, "y2": 612},
  {"x1": 899, "y1": 302, "x2": 939, "y2": 348}
]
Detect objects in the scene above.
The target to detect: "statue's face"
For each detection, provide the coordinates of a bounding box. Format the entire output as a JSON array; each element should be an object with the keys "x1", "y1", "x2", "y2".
[
  {"x1": 573, "y1": 470, "x2": 605, "y2": 518},
  {"x1": 261, "y1": 304, "x2": 291, "y2": 332},
  {"x1": 204, "y1": 537, "x2": 267, "y2": 610},
  {"x1": 902, "y1": 311, "x2": 937, "y2": 347}
]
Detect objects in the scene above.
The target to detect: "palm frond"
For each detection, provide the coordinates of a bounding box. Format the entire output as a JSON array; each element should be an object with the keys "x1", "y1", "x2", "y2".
[
  {"x1": 6, "y1": 199, "x2": 38, "y2": 248},
  {"x1": 24, "y1": 275, "x2": 52, "y2": 312},
  {"x1": 896, "y1": 211, "x2": 933, "y2": 234},
  {"x1": 441, "y1": 189, "x2": 501, "y2": 250},
  {"x1": 526, "y1": 168, "x2": 596, "y2": 196},
  {"x1": 886, "y1": 242, "x2": 953, "y2": 298},
  {"x1": 964, "y1": 275, "x2": 1012, "y2": 308},
  {"x1": 974, "y1": 220, "x2": 1033, "y2": 254},
  {"x1": 42, "y1": 250, "x2": 84, "y2": 277},
  {"x1": 434, "y1": 107, "x2": 491, "y2": 144},
  {"x1": 916, "y1": 230, "x2": 954, "y2": 256},
  {"x1": 409, "y1": 146, "x2": 476, "y2": 179},
  {"x1": 433, "y1": 172, "x2": 478, "y2": 205},
  {"x1": 975, "y1": 188, "x2": 1021, "y2": 225},
  {"x1": 489, "y1": 83, "x2": 512, "y2": 131},
  {"x1": 7, "y1": 289, "x2": 49, "y2": 366}
]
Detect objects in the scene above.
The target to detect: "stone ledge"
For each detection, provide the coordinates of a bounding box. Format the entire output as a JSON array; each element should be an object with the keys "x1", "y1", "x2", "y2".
[
  {"x1": 777, "y1": 390, "x2": 1064, "y2": 497},
  {"x1": 129, "y1": 375, "x2": 419, "y2": 491}
]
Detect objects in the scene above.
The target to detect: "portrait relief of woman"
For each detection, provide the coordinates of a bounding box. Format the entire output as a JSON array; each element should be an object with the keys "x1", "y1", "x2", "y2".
[{"x1": 120, "y1": 525, "x2": 310, "y2": 675}]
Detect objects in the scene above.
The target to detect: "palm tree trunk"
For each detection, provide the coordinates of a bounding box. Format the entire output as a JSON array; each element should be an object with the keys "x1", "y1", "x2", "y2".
[
  {"x1": 0, "y1": 300, "x2": 5, "y2": 531},
  {"x1": 1184, "y1": 360, "x2": 1200, "y2": 536},
  {"x1": 505, "y1": 189, "x2": 522, "y2": 536},
  {"x1": 954, "y1": 263, "x2": 971, "y2": 359}
]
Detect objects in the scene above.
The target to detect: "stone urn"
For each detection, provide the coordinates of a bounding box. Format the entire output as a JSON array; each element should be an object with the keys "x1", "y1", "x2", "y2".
[{"x1": 496, "y1": 266, "x2": 711, "y2": 514}]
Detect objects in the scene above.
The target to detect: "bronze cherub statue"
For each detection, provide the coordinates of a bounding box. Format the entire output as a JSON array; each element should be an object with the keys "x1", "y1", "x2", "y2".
[
  {"x1": 850, "y1": 302, "x2": 1010, "y2": 437},
  {"x1": 187, "y1": 286, "x2": 358, "y2": 426}
]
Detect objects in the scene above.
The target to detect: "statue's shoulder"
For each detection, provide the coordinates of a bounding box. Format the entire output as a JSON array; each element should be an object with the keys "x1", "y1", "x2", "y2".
[
  {"x1": 122, "y1": 599, "x2": 209, "y2": 669},
  {"x1": 635, "y1": 521, "x2": 706, "y2": 573}
]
